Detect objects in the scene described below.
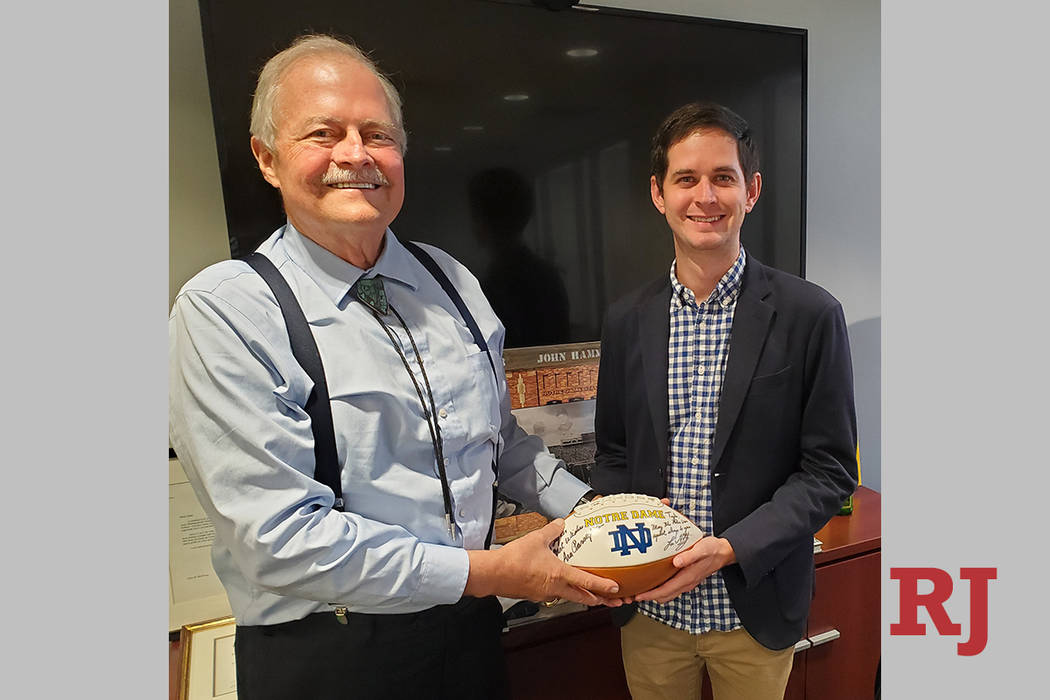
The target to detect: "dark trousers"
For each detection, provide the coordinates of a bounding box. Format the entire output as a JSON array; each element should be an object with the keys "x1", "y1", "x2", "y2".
[{"x1": 234, "y1": 596, "x2": 509, "y2": 700}]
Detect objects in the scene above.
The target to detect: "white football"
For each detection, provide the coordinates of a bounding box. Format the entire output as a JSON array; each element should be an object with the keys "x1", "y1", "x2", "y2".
[{"x1": 552, "y1": 493, "x2": 704, "y2": 597}]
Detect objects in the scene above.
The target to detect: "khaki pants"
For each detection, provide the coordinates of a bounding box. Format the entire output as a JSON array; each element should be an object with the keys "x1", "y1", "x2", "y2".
[{"x1": 620, "y1": 612, "x2": 794, "y2": 700}]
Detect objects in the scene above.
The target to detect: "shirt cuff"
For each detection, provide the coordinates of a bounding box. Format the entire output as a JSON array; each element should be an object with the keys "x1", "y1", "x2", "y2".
[
  {"x1": 416, "y1": 543, "x2": 471, "y2": 604},
  {"x1": 542, "y1": 467, "x2": 593, "y2": 518}
]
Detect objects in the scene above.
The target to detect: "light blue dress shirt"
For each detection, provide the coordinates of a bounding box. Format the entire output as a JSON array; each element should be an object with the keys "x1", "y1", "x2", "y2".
[{"x1": 169, "y1": 224, "x2": 589, "y2": 625}]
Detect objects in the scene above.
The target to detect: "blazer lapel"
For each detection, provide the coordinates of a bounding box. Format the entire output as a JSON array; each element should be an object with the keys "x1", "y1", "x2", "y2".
[
  {"x1": 710, "y1": 261, "x2": 774, "y2": 472},
  {"x1": 638, "y1": 284, "x2": 671, "y2": 473}
]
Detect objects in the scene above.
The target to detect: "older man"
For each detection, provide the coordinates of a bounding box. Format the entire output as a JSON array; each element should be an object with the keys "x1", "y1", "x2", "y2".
[{"x1": 169, "y1": 34, "x2": 618, "y2": 700}]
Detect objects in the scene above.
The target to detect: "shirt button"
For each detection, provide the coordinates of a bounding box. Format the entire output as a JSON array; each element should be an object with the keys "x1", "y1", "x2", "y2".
[
  {"x1": 438, "y1": 408, "x2": 448, "y2": 419},
  {"x1": 443, "y1": 458, "x2": 450, "y2": 466},
  {"x1": 458, "y1": 509, "x2": 467, "y2": 518},
  {"x1": 691, "y1": 456, "x2": 700, "y2": 466},
  {"x1": 697, "y1": 365, "x2": 705, "y2": 375}
]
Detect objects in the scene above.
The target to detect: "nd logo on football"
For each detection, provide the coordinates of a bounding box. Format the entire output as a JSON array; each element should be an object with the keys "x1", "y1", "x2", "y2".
[{"x1": 610, "y1": 522, "x2": 653, "y2": 556}]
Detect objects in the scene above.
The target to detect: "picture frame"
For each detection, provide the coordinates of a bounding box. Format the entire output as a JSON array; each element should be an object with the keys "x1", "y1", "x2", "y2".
[
  {"x1": 503, "y1": 341, "x2": 601, "y2": 410},
  {"x1": 169, "y1": 453, "x2": 233, "y2": 633},
  {"x1": 178, "y1": 616, "x2": 237, "y2": 700},
  {"x1": 503, "y1": 342, "x2": 600, "y2": 486}
]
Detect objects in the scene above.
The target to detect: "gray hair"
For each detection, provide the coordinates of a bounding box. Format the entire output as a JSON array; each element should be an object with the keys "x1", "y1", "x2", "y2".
[{"x1": 249, "y1": 34, "x2": 406, "y2": 154}]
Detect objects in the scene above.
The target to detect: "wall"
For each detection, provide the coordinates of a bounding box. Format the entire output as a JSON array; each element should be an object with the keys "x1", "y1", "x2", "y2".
[
  {"x1": 169, "y1": 0, "x2": 881, "y2": 489},
  {"x1": 169, "y1": 0, "x2": 230, "y2": 306}
]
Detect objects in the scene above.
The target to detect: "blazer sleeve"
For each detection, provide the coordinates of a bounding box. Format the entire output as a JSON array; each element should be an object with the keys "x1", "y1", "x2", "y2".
[
  {"x1": 592, "y1": 304, "x2": 632, "y2": 495},
  {"x1": 721, "y1": 299, "x2": 859, "y2": 587}
]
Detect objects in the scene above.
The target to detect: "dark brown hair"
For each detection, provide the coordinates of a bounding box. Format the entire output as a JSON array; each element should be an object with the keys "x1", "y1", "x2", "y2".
[{"x1": 650, "y1": 102, "x2": 759, "y2": 190}]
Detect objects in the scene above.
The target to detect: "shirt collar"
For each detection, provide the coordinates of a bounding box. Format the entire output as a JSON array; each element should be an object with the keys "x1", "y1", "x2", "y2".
[
  {"x1": 669, "y1": 247, "x2": 747, "y2": 310},
  {"x1": 279, "y1": 223, "x2": 422, "y2": 305}
]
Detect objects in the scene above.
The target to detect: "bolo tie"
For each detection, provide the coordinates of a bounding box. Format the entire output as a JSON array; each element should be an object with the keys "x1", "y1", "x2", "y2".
[{"x1": 352, "y1": 275, "x2": 458, "y2": 539}]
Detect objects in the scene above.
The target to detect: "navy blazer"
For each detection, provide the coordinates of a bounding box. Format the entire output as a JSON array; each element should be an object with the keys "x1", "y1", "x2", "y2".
[{"x1": 591, "y1": 255, "x2": 859, "y2": 650}]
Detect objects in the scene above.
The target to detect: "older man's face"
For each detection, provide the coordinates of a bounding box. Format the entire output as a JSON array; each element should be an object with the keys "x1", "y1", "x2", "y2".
[{"x1": 253, "y1": 55, "x2": 405, "y2": 249}]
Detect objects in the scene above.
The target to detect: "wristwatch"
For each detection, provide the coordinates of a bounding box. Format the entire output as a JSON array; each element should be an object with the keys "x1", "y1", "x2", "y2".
[{"x1": 573, "y1": 490, "x2": 599, "y2": 510}]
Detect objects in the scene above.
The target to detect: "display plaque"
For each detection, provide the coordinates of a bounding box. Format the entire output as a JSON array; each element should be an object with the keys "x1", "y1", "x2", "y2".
[{"x1": 503, "y1": 342, "x2": 601, "y2": 410}]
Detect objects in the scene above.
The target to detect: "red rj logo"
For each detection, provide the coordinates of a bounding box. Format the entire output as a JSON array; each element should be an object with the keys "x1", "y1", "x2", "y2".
[{"x1": 889, "y1": 567, "x2": 997, "y2": 656}]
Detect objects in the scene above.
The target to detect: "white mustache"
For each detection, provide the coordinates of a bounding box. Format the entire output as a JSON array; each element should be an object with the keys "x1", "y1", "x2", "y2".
[{"x1": 321, "y1": 167, "x2": 389, "y2": 187}]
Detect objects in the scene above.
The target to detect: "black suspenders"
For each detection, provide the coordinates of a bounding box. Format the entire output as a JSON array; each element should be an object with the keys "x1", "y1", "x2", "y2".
[
  {"x1": 244, "y1": 252, "x2": 344, "y2": 511},
  {"x1": 244, "y1": 244, "x2": 502, "y2": 545}
]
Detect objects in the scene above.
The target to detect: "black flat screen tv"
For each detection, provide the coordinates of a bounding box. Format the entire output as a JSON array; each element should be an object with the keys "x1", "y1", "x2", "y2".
[{"x1": 197, "y1": 0, "x2": 806, "y2": 348}]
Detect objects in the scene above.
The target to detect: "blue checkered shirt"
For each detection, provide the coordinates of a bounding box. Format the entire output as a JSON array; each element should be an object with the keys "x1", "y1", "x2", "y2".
[{"x1": 638, "y1": 248, "x2": 746, "y2": 634}]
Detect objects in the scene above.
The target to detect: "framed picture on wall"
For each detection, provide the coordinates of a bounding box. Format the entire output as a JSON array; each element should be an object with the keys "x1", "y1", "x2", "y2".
[
  {"x1": 178, "y1": 617, "x2": 237, "y2": 700},
  {"x1": 170, "y1": 451, "x2": 233, "y2": 633}
]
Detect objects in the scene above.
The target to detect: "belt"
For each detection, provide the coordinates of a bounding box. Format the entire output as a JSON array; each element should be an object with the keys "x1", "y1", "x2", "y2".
[{"x1": 239, "y1": 596, "x2": 495, "y2": 636}]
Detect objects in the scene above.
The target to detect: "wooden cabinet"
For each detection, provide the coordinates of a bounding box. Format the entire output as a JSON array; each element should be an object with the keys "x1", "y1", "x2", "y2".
[
  {"x1": 504, "y1": 606, "x2": 631, "y2": 700},
  {"x1": 803, "y1": 550, "x2": 880, "y2": 698},
  {"x1": 503, "y1": 487, "x2": 881, "y2": 700},
  {"x1": 801, "y1": 486, "x2": 881, "y2": 699}
]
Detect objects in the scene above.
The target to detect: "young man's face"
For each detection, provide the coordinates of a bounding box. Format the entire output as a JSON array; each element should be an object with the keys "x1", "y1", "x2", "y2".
[
  {"x1": 251, "y1": 54, "x2": 406, "y2": 248},
  {"x1": 651, "y1": 128, "x2": 761, "y2": 260}
]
